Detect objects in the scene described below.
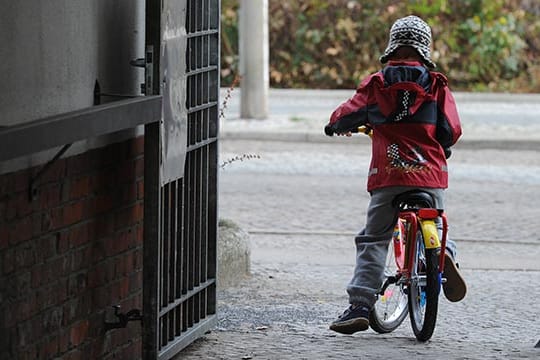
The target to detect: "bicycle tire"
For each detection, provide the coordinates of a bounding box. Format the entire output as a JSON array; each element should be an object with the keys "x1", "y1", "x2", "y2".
[
  {"x1": 408, "y1": 230, "x2": 440, "y2": 341},
  {"x1": 369, "y1": 238, "x2": 408, "y2": 333}
]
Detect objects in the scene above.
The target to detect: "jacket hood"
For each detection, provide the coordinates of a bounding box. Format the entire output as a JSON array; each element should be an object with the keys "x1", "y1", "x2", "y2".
[{"x1": 382, "y1": 61, "x2": 431, "y2": 92}]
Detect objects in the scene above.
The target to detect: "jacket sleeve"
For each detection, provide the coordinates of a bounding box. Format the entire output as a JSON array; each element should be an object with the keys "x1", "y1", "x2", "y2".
[
  {"x1": 435, "y1": 75, "x2": 462, "y2": 149},
  {"x1": 325, "y1": 77, "x2": 372, "y2": 135}
]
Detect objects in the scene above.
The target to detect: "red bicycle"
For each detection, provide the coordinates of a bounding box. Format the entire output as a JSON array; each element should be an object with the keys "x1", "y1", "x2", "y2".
[{"x1": 368, "y1": 190, "x2": 448, "y2": 341}]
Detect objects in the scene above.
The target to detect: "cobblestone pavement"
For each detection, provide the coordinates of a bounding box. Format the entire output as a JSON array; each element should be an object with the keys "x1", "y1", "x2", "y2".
[{"x1": 180, "y1": 139, "x2": 540, "y2": 359}]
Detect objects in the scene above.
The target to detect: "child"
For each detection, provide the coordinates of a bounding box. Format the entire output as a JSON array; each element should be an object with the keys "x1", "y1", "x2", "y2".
[{"x1": 324, "y1": 15, "x2": 466, "y2": 335}]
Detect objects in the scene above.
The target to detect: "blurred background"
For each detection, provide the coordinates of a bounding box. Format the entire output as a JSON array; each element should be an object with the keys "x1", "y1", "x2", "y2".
[{"x1": 221, "y1": 0, "x2": 540, "y2": 92}]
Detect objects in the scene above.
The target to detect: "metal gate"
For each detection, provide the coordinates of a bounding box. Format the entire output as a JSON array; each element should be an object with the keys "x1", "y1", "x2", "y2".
[{"x1": 143, "y1": 0, "x2": 220, "y2": 358}]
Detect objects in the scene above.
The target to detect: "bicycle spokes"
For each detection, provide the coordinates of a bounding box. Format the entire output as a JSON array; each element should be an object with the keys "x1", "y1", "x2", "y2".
[
  {"x1": 381, "y1": 289, "x2": 394, "y2": 303},
  {"x1": 369, "y1": 240, "x2": 409, "y2": 334},
  {"x1": 419, "y1": 289, "x2": 426, "y2": 307}
]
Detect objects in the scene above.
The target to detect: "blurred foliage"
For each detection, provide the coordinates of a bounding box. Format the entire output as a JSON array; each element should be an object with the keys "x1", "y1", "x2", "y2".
[{"x1": 221, "y1": 0, "x2": 540, "y2": 92}]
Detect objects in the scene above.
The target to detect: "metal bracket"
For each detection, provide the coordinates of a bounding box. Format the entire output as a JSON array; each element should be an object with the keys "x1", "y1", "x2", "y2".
[
  {"x1": 145, "y1": 45, "x2": 154, "y2": 96},
  {"x1": 29, "y1": 143, "x2": 72, "y2": 201},
  {"x1": 129, "y1": 57, "x2": 148, "y2": 95},
  {"x1": 104, "y1": 305, "x2": 143, "y2": 332},
  {"x1": 130, "y1": 58, "x2": 145, "y2": 68},
  {"x1": 93, "y1": 54, "x2": 148, "y2": 105}
]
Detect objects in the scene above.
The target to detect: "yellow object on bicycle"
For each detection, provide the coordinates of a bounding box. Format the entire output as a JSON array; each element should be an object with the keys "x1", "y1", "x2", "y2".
[
  {"x1": 357, "y1": 126, "x2": 373, "y2": 138},
  {"x1": 419, "y1": 220, "x2": 441, "y2": 249}
]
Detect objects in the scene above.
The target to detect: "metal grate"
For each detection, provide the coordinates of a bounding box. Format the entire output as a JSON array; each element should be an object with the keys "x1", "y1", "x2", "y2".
[{"x1": 144, "y1": 0, "x2": 220, "y2": 359}]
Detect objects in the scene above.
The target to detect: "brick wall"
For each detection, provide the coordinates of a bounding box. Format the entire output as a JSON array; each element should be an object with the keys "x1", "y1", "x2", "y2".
[{"x1": 0, "y1": 136, "x2": 145, "y2": 360}]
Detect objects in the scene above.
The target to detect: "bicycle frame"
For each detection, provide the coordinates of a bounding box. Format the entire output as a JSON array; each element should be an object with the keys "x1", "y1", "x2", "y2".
[{"x1": 392, "y1": 209, "x2": 448, "y2": 283}]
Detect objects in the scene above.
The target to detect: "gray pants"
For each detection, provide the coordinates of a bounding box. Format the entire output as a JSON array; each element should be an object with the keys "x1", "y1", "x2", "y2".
[{"x1": 347, "y1": 186, "x2": 457, "y2": 307}]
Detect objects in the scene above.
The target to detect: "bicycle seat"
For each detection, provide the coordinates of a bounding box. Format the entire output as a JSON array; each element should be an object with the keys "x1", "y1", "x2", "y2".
[{"x1": 393, "y1": 190, "x2": 435, "y2": 209}]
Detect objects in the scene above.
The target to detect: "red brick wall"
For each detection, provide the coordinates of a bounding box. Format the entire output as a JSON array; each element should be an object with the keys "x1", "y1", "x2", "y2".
[{"x1": 0, "y1": 136, "x2": 145, "y2": 360}]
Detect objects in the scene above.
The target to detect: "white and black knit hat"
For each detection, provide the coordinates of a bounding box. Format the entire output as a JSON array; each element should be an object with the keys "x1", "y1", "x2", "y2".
[{"x1": 379, "y1": 15, "x2": 436, "y2": 68}]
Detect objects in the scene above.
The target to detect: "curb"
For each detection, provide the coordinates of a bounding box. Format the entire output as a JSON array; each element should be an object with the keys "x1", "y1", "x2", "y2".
[{"x1": 220, "y1": 131, "x2": 540, "y2": 151}]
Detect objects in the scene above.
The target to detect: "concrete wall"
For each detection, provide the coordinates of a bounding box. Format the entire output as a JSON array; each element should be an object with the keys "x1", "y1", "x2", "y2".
[{"x1": 0, "y1": 0, "x2": 145, "y2": 126}]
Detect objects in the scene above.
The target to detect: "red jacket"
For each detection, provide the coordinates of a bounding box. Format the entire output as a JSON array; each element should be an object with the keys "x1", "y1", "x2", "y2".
[{"x1": 326, "y1": 61, "x2": 462, "y2": 192}]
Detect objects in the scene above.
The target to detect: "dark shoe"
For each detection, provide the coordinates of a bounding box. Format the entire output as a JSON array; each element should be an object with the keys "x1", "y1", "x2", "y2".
[
  {"x1": 443, "y1": 253, "x2": 467, "y2": 302},
  {"x1": 329, "y1": 305, "x2": 370, "y2": 335}
]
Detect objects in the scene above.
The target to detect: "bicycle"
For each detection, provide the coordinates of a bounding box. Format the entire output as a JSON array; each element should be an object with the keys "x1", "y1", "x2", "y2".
[
  {"x1": 330, "y1": 125, "x2": 449, "y2": 341},
  {"x1": 368, "y1": 189, "x2": 448, "y2": 341}
]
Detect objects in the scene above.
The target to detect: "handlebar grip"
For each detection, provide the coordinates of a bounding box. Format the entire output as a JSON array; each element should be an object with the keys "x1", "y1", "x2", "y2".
[
  {"x1": 325, "y1": 124, "x2": 372, "y2": 137},
  {"x1": 324, "y1": 125, "x2": 335, "y2": 137}
]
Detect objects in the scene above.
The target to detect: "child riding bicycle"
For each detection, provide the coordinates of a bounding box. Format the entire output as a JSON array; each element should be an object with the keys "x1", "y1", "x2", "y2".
[{"x1": 324, "y1": 15, "x2": 467, "y2": 335}]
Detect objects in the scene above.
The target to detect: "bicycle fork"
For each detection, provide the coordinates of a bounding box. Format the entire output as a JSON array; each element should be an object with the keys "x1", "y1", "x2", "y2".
[
  {"x1": 418, "y1": 209, "x2": 448, "y2": 271},
  {"x1": 416, "y1": 209, "x2": 449, "y2": 286}
]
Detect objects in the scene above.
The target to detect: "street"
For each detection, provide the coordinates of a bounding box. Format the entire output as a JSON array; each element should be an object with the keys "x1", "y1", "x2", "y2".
[{"x1": 180, "y1": 138, "x2": 540, "y2": 359}]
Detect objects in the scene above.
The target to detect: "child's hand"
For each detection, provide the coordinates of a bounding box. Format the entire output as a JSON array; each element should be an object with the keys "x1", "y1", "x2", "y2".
[
  {"x1": 324, "y1": 125, "x2": 335, "y2": 136},
  {"x1": 323, "y1": 125, "x2": 353, "y2": 137}
]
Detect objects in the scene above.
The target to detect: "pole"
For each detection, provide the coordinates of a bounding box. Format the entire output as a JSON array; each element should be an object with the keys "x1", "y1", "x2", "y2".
[{"x1": 239, "y1": 0, "x2": 269, "y2": 119}]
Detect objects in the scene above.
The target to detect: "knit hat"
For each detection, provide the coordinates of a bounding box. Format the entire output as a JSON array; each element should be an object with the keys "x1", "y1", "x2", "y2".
[{"x1": 379, "y1": 15, "x2": 436, "y2": 68}]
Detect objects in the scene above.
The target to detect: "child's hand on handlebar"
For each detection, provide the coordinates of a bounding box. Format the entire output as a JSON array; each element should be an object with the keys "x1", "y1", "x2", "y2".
[
  {"x1": 325, "y1": 124, "x2": 370, "y2": 137},
  {"x1": 324, "y1": 124, "x2": 355, "y2": 137}
]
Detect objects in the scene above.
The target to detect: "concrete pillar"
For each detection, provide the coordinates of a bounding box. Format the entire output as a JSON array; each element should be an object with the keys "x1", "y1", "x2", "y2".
[{"x1": 239, "y1": 0, "x2": 269, "y2": 119}]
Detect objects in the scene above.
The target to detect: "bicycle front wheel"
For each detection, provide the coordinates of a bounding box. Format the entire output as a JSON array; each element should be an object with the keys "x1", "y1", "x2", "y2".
[
  {"x1": 408, "y1": 231, "x2": 440, "y2": 341},
  {"x1": 369, "y1": 239, "x2": 408, "y2": 333}
]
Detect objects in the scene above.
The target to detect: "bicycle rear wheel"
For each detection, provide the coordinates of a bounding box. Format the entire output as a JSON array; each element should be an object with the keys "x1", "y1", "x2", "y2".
[
  {"x1": 408, "y1": 231, "x2": 440, "y2": 341},
  {"x1": 369, "y1": 239, "x2": 408, "y2": 333}
]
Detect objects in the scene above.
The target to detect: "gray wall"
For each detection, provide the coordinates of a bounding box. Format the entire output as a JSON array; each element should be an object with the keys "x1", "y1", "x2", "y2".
[{"x1": 0, "y1": 0, "x2": 145, "y2": 126}]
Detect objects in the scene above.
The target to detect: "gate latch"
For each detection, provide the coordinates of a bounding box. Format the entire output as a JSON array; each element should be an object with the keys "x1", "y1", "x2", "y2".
[{"x1": 104, "y1": 305, "x2": 143, "y2": 332}]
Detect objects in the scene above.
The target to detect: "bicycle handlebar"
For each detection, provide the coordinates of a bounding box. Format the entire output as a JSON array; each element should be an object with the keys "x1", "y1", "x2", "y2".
[
  {"x1": 325, "y1": 125, "x2": 451, "y2": 158},
  {"x1": 324, "y1": 125, "x2": 372, "y2": 138}
]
